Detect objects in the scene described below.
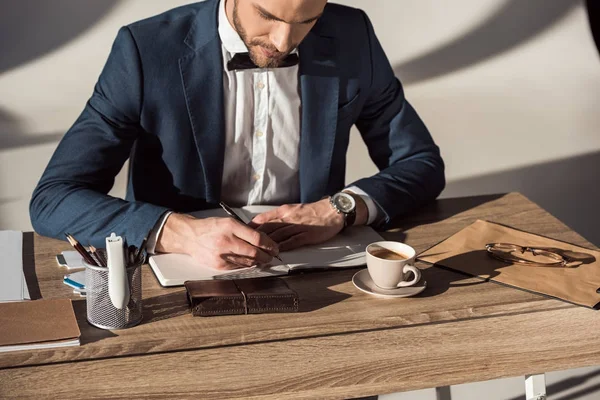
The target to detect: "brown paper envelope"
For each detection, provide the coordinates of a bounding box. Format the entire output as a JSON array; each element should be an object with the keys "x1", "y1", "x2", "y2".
[{"x1": 417, "y1": 220, "x2": 600, "y2": 309}]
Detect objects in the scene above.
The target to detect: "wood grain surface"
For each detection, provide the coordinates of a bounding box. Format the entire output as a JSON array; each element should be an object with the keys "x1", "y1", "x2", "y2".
[
  {"x1": 1, "y1": 193, "x2": 597, "y2": 399},
  {"x1": 2, "y1": 307, "x2": 599, "y2": 399}
]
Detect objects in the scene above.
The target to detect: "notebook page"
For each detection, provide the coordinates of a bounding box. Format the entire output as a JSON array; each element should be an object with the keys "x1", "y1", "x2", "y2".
[
  {"x1": 22, "y1": 272, "x2": 30, "y2": 300},
  {"x1": 0, "y1": 231, "x2": 23, "y2": 302},
  {"x1": 149, "y1": 252, "x2": 287, "y2": 285},
  {"x1": 272, "y1": 225, "x2": 383, "y2": 270},
  {"x1": 0, "y1": 339, "x2": 80, "y2": 353}
]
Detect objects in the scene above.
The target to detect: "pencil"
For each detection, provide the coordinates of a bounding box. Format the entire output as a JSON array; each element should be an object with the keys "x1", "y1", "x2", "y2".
[
  {"x1": 89, "y1": 245, "x2": 107, "y2": 268},
  {"x1": 65, "y1": 233, "x2": 98, "y2": 266},
  {"x1": 134, "y1": 237, "x2": 148, "y2": 264},
  {"x1": 88, "y1": 248, "x2": 103, "y2": 268},
  {"x1": 128, "y1": 245, "x2": 136, "y2": 265}
]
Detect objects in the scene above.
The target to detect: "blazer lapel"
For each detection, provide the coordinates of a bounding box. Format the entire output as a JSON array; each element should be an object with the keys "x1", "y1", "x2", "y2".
[
  {"x1": 179, "y1": 0, "x2": 224, "y2": 203},
  {"x1": 298, "y1": 31, "x2": 339, "y2": 203}
]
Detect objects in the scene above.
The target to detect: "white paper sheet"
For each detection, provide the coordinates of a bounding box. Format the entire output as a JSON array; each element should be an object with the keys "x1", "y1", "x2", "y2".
[{"x1": 0, "y1": 231, "x2": 24, "y2": 302}]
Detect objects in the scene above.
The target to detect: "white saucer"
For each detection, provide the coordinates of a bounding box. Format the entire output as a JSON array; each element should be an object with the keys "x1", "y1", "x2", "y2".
[{"x1": 352, "y1": 269, "x2": 427, "y2": 298}]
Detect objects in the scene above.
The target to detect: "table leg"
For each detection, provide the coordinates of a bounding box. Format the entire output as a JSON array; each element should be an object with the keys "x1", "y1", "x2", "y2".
[
  {"x1": 435, "y1": 386, "x2": 452, "y2": 400},
  {"x1": 525, "y1": 374, "x2": 547, "y2": 400}
]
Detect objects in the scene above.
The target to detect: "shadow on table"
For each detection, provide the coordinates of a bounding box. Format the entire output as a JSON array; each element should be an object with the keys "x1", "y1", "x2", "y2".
[
  {"x1": 276, "y1": 270, "x2": 356, "y2": 312},
  {"x1": 416, "y1": 250, "x2": 515, "y2": 298},
  {"x1": 418, "y1": 245, "x2": 597, "y2": 298},
  {"x1": 417, "y1": 264, "x2": 488, "y2": 299},
  {"x1": 22, "y1": 232, "x2": 42, "y2": 300},
  {"x1": 71, "y1": 300, "x2": 119, "y2": 344},
  {"x1": 390, "y1": 193, "x2": 506, "y2": 233},
  {"x1": 142, "y1": 290, "x2": 190, "y2": 323}
]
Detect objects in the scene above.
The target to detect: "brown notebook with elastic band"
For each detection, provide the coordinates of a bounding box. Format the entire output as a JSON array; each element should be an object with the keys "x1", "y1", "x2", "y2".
[
  {"x1": 184, "y1": 277, "x2": 299, "y2": 317},
  {"x1": 418, "y1": 220, "x2": 600, "y2": 309}
]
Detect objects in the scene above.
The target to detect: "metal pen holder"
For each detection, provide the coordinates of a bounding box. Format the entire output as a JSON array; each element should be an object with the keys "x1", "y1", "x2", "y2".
[{"x1": 84, "y1": 260, "x2": 143, "y2": 330}]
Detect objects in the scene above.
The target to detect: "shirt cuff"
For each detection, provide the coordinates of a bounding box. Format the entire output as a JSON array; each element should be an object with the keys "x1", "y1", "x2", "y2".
[
  {"x1": 344, "y1": 186, "x2": 381, "y2": 226},
  {"x1": 146, "y1": 211, "x2": 173, "y2": 255}
]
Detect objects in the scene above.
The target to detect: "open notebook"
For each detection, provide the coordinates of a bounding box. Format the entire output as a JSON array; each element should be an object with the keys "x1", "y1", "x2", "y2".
[{"x1": 149, "y1": 206, "x2": 383, "y2": 286}]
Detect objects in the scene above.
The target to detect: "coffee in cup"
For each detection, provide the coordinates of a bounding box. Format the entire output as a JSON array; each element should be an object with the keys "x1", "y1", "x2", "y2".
[
  {"x1": 366, "y1": 241, "x2": 421, "y2": 289},
  {"x1": 367, "y1": 247, "x2": 408, "y2": 261}
]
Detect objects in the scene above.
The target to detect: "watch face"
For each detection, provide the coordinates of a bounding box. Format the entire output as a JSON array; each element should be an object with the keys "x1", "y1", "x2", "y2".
[{"x1": 334, "y1": 193, "x2": 356, "y2": 213}]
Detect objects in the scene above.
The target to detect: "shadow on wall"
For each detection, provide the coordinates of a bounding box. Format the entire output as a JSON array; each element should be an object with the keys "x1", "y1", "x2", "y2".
[
  {"x1": 394, "y1": 0, "x2": 579, "y2": 85},
  {"x1": 442, "y1": 151, "x2": 600, "y2": 247},
  {"x1": 0, "y1": 0, "x2": 120, "y2": 228},
  {"x1": 587, "y1": 0, "x2": 600, "y2": 56},
  {"x1": 0, "y1": 108, "x2": 65, "y2": 226},
  {"x1": 0, "y1": 108, "x2": 64, "y2": 151},
  {"x1": 0, "y1": 0, "x2": 120, "y2": 74}
]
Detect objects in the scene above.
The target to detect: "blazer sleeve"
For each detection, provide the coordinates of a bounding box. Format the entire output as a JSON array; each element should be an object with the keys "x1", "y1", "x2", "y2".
[
  {"x1": 29, "y1": 27, "x2": 169, "y2": 248},
  {"x1": 349, "y1": 11, "x2": 446, "y2": 228}
]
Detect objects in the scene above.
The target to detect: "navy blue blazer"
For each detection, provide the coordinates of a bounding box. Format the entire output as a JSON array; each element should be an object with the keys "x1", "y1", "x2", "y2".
[{"x1": 30, "y1": 0, "x2": 445, "y2": 248}]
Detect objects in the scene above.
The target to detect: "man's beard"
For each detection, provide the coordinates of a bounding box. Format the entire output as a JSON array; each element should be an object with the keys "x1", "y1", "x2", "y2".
[{"x1": 232, "y1": 0, "x2": 288, "y2": 68}]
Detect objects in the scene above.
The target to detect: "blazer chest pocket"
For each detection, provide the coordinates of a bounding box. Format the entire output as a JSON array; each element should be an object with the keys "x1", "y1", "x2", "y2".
[{"x1": 337, "y1": 91, "x2": 361, "y2": 123}]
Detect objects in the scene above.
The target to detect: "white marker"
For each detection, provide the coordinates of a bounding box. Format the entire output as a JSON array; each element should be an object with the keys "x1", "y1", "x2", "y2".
[{"x1": 106, "y1": 233, "x2": 130, "y2": 309}]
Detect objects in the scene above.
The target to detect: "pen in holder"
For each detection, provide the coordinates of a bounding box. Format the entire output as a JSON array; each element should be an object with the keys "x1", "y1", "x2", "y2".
[{"x1": 83, "y1": 233, "x2": 144, "y2": 330}]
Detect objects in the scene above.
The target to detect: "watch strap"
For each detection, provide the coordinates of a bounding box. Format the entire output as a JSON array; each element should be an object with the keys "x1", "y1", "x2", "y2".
[{"x1": 345, "y1": 208, "x2": 356, "y2": 227}]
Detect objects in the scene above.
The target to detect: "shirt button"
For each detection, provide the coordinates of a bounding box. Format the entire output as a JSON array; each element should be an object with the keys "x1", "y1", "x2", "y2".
[
  {"x1": 255, "y1": 130, "x2": 264, "y2": 138},
  {"x1": 253, "y1": 174, "x2": 261, "y2": 181},
  {"x1": 256, "y1": 82, "x2": 265, "y2": 90}
]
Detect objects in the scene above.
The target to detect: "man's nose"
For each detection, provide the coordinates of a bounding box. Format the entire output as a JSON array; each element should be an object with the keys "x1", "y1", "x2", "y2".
[{"x1": 270, "y1": 23, "x2": 294, "y2": 54}]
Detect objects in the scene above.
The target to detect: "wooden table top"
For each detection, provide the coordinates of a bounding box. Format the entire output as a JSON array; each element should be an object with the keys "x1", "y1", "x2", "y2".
[{"x1": 2, "y1": 192, "x2": 599, "y2": 399}]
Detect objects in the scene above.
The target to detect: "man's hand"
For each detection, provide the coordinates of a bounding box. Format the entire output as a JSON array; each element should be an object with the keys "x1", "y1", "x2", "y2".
[
  {"x1": 155, "y1": 213, "x2": 279, "y2": 270},
  {"x1": 251, "y1": 198, "x2": 347, "y2": 252}
]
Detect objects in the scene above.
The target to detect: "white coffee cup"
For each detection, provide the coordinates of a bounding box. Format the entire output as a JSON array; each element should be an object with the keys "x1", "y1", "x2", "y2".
[{"x1": 366, "y1": 241, "x2": 421, "y2": 289}]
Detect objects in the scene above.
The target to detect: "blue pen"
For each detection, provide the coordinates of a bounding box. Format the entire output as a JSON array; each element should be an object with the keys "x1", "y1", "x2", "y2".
[{"x1": 63, "y1": 276, "x2": 85, "y2": 290}]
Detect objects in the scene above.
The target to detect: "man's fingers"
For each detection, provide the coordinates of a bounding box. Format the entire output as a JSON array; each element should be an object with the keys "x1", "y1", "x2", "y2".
[
  {"x1": 230, "y1": 238, "x2": 273, "y2": 265},
  {"x1": 247, "y1": 221, "x2": 260, "y2": 229},
  {"x1": 204, "y1": 255, "x2": 245, "y2": 271},
  {"x1": 251, "y1": 207, "x2": 283, "y2": 225},
  {"x1": 229, "y1": 220, "x2": 279, "y2": 255},
  {"x1": 221, "y1": 253, "x2": 260, "y2": 268},
  {"x1": 268, "y1": 224, "x2": 304, "y2": 243},
  {"x1": 256, "y1": 221, "x2": 287, "y2": 235},
  {"x1": 279, "y1": 233, "x2": 311, "y2": 252}
]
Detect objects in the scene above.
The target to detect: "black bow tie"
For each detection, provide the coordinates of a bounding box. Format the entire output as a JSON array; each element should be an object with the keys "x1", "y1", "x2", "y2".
[{"x1": 226, "y1": 52, "x2": 299, "y2": 71}]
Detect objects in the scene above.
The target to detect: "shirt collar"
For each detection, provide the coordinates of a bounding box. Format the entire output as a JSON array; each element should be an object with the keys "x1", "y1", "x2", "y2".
[{"x1": 218, "y1": 0, "x2": 248, "y2": 54}]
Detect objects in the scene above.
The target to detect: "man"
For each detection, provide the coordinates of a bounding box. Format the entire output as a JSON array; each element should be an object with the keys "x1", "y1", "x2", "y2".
[{"x1": 30, "y1": 0, "x2": 445, "y2": 270}]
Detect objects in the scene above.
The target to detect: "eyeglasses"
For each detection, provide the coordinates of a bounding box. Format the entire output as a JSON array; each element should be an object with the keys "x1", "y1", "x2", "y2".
[{"x1": 485, "y1": 243, "x2": 569, "y2": 267}]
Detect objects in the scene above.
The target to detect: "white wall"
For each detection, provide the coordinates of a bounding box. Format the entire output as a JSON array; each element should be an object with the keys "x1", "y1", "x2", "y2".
[
  {"x1": 1, "y1": 1, "x2": 599, "y2": 397},
  {"x1": 1, "y1": 0, "x2": 599, "y2": 244},
  {"x1": 342, "y1": 0, "x2": 600, "y2": 245}
]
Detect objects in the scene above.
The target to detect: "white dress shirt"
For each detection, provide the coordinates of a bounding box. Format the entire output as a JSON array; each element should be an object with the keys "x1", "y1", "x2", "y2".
[
  {"x1": 147, "y1": 0, "x2": 379, "y2": 252},
  {"x1": 218, "y1": 0, "x2": 301, "y2": 206}
]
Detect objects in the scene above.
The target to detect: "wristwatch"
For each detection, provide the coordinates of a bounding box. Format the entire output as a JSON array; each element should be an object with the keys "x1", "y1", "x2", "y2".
[{"x1": 329, "y1": 192, "x2": 356, "y2": 228}]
